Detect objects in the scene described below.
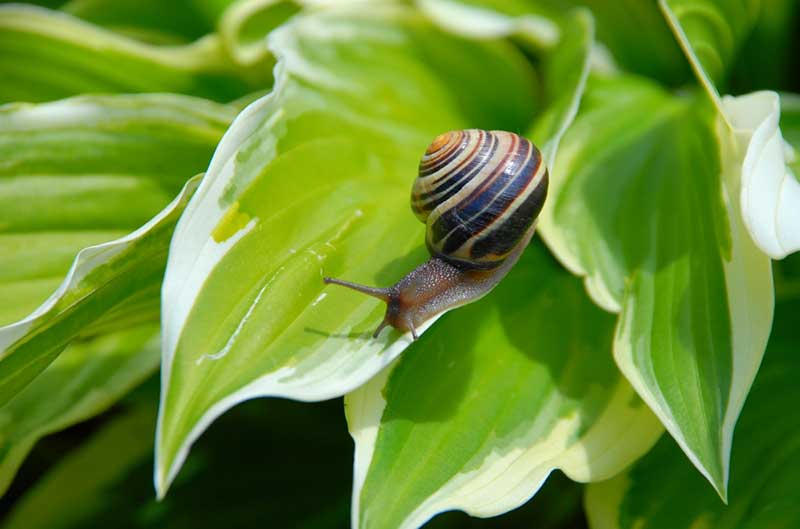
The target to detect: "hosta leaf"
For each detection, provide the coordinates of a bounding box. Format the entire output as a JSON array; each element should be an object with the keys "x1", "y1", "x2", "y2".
[
  {"x1": 558, "y1": 0, "x2": 689, "y2": 86},
  {"x1": 0, "y1": 4, "x2": 264, "y2": 104},
  {"x1": 61, "y1": 0, "x2": 227, "y2": 44},
  {"x1": 538, "y1": 74, "x2": 773, "y2": 499},
  {"x1": 415, "y1": 0, "x2": 561, "y2": 47},
  {"x1": 0, "y1": 93, "x2": 232, "y2": 406},
  {"x1": 157, "y1": 2, "x2": 591, "y2": 496},
  {"x1": 3, "y1": 396, "x2": 355, "y2": 529},
  {"x1": 729, "y1": 0, "x2": 799, "y2": 92},
  {"x1": 585, "y1": 298, "x2": 800, "y2": 529},
  {"x1": 2, "y1": 400, "x2": 158, "y2": 529},
  {"x1": 784, "y1": 93, "x2": 800, "y2": 150},
  {"x1": 414, "y1": 1, "x2": 593, "y2": 168},
  {"x1": 0, "y1": 324, "x2": 159, "y2": 498},
  {"x1": 661, "y1": 0, "x2": 800, "y2": 258},
  {"x1": 781, "y1": 93, "x2": 800, "y2": 180},
  {"x1": 0, "y1": 176, "x2": 197, "y2": 407},
  {"x1": 662, "y1": 0, "x2": 799, "y2": 94},
  {"x1": 0, "y1": 94, "x2": 234, "y2": 327},
  {"x1": 659, "y1": 0, "x2": 759, "y2": 101},
  {"x1": 436, "y1": 0, "x2": 694, "y2": 86},
  {"x1": 218, "y1": 0, "x2": 303, "y2": 66},
  {"x1": 346, "y1": 243, "x2": 663, "y2": 529},
  {"x1": 414, "y1": 1, "x2": 594, "y2": 172},
  {"x1": 526, "y1": 9, "x2": 592, "y2": 170}
]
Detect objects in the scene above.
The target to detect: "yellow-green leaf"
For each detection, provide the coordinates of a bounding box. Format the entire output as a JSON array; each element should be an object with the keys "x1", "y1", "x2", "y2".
[
  {"x1": 347, "y1": 243, "x2": 663, "y2": 529},
  {"x1": 156, "y1": 3, "x2": 591, "y2": 498}
]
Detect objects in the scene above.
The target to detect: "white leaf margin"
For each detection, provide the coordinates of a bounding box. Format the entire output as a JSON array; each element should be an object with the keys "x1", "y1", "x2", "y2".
[
  {"x1": 346, "y1": 360, "x2": 663, "y2": 529},
  {"x1": 0, "y1": 171, "x2": 201, "y2": 359},
  {"x1": 342, "y1": 7, "x2": 650, "y2": 528},
  {"x1": 416, "y1": 0, "x2": 559, "y2": 48},
  {"x1": 0, "y1": 3, "x2": 229, "y2": 71},
  {"x1": 155, "y1": 2, "x2": 592, "y2": 498},
  {"x1": 660, "y1": 0, "x2": 800, "y2": 259},
  {"x1": 155, "y1": 25, "x2": 441, "y2": 494}
]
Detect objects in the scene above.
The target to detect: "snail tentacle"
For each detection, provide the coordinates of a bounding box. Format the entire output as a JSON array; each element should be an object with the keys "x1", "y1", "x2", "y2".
[{"x1": 322, "y1": 277, "x2": 390, "y2": 301}]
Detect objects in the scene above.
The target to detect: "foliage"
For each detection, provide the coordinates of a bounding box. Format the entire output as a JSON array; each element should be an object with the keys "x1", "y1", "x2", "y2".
[{"x1": 0, "y1": 0, "x2": 797, "y2": 528}]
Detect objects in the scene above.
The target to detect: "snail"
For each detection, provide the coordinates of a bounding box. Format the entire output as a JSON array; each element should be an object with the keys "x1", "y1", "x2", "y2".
[{"x1": 324, "y1": 129, "x2": 548, "y2": 339}]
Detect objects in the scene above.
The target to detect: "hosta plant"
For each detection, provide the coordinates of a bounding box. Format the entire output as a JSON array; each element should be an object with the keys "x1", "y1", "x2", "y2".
[{"x1": 0, "y1": 0, "x2": 798, "y2": 528}]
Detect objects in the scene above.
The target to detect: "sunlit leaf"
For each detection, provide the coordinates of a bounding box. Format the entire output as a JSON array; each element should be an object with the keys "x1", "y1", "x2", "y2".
[
  {"x1": 0, "y1": 93, "x2": 231, "y2": 406},
  {"x1": 0, "y1": 94, "x2": 233, "y2": 327},
  {"x1": 415, "y1": 0, "x2": 561, "y2": 48},
  {"x1": 346, "y1": 243, "x2": 663, "y2": 529},
  {"x1": 0, "y1": 176, "x2": 197, "y2": 407},
  {"x1": 585, "y1": 298, "x2": 800, "y2": 529},
  {"x1": 218, "y1": 0, "x2": 302, "y2": 66},
  {"x1": 0, "y1": 4, "x2": 265, "y2": 104},
  {"x1": 0, "y1": 324, "x2": 159, "y2": 498},
  {"x1": 415, "y1": 0, "x2": 593, "y2": 170},
  {"x1": 538, "y1": 74, "x2": 773, "y2": 499},
  {"x1": 156, "y1": 2, "x2": 591, "y2": 496}
]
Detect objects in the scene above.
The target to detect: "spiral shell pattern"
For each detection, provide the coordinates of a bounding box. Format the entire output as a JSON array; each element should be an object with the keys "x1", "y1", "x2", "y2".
[{"x1": 411, "y1": 129, "x2": 547, "y2": 270}]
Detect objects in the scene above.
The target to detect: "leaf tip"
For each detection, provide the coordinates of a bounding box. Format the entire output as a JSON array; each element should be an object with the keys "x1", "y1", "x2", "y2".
[
  {"x1": 713, "y1": 475, "x2": 730, "y2": 505},
  {"x1": 153, "y1": 458, "x2": 170, "y2": 500}
]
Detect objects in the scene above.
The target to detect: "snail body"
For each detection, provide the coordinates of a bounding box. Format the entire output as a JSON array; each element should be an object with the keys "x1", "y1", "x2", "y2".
[{"x1": 324, "y1": 129, "x2": 547, "y2": 339}]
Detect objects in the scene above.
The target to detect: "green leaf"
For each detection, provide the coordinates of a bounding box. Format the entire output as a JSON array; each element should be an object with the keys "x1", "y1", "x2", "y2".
[
  {"x1": 585, "y1": 297, "x2": 800, "y2": 529},
  {"x1": 0, "y1": 177, "x2": 198, "y2": 407},
  {"x1": 3, "y1": 395, "x2": 356, "y2": 529},
  {"x1": 660, "y1": 0, "x2": 799, "y2": 95},
  {"x1": 217, "y1": 0, "x2": 303, "y2": 66},
  {"x1": 414, "y1": 1, "x2": 595, "y2": 169},
  {"x1": 0, "y1": 324, "x2": 159, "y2": 498},
  {"x1": 414, "y1": 1, "x2": 594, "y2": 168},
  {"x1": 346, "y1": 243, "x2": 663, "y2": 529},
  {"x1": 61, "y1": 0, "x2": 218, "y2": 44},
  {"x1": 566, "y1": 0, "x2": 689, "y2": 86},
  {"x1": 157, "y1": 2, "x2": 591, "y2": 496},
  {"x1": 728, "y1": 0, "x2": 800, "y2": 92},
  {"x1": 527, "y1": 9, "x2": 592, "y2": 170},
  {"x1": 415, "y1": 0, "x2": 561, "y2": 48},
  {"x1": 538, "y1": 74, "x2": 773, "y2": 499},
  {"x1": 60, "y1": 0, "x2": 299, "y2": 85},
  {"x1": 0, "y1": 94, "x2": 234, "y2": 327},
  {"x1": 0, "y1": 4, "x2": 265, "y2": 104},
  {"x1": 0, "y1": 93, "x2": 232, "y2": 407},
  {"x1": 782, "y1": 93, "x2": 800, "y2": 176},
  {"x1": 2, "y1": 400, "x2": 158, "y2": 529},
  {"x1": 429, "y1": 0, "x2": 695, "y2": 86},
  {"x1": 659, "y1": 0, "x2": 760, "y2": 104},
  {"x1": 661, "y1": 0, "x2": 800, "y2": 258}
]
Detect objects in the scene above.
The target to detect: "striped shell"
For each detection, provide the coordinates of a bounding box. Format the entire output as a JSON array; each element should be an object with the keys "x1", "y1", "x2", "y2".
[{"x1": 411, "y1": 129, "x2": 548, "y2": 270}]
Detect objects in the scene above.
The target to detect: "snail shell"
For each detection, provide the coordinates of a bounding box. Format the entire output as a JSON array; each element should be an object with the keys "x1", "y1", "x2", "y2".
[
  {"x1": 324, "y1": 129, "x2": 548, "y2": 339},
  {"x1": 412, "y1": 129, "x2": 547, "y2": 270}
]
